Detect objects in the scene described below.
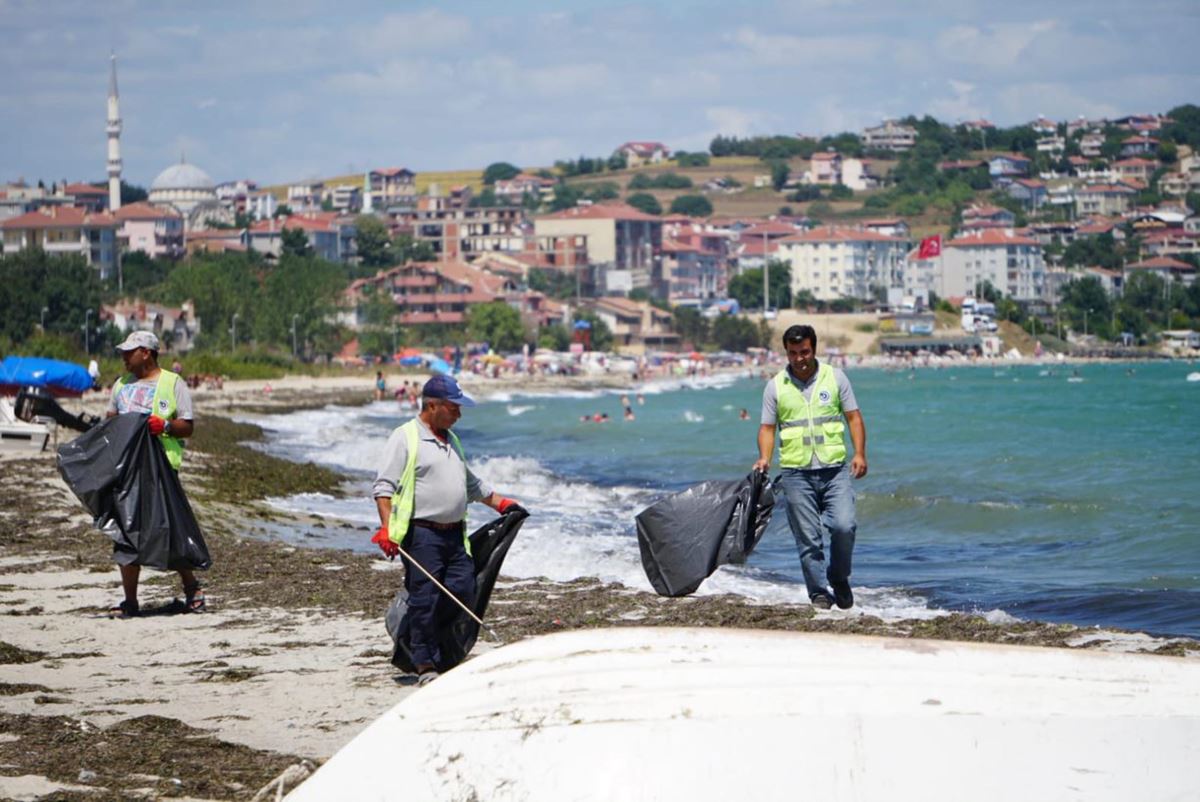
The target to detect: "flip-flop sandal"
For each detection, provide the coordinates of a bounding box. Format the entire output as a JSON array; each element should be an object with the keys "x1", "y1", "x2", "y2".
[
  {"x1": 184, "y1": 584, "x2": 206, "y2": 613},
  {"x1": 108, "y1": 600, "x2": 139, "y2": 619}
]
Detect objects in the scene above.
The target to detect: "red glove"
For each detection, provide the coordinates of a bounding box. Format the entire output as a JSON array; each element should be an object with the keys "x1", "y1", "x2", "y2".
[
  {"x1": 371, "y1": 526, "x2": 399, "y2": 559},
  {"x1": 148, "y1": 415, "x2": 168, "y2": 436},
  {"x1": 497, "y1": 497, "x2": 518, "y2": 514}
]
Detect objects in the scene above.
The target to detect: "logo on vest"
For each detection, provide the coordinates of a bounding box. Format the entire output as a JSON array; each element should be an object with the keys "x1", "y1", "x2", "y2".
[
  {"x1": 157, "y1": 398, "x2": 169, "y2": 413},
  {"x1": 818, "y1": 389, "x2": 832, "y2": 405}
]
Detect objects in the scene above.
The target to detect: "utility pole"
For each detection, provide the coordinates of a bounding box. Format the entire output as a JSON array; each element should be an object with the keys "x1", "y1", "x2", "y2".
[
  {"x1": 291, "y1": 313, "x2": 300, "y2": 359},
  {"x1": 763, "y1": 230, "x2": 770, "y2": 314},
  {"x1": 83, "y1": 308, "x2": 92, "y2": 354}
]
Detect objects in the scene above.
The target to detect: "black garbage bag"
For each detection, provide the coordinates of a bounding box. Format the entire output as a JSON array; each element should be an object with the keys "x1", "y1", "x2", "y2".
[
  {"x1": 56, "y1": 413, "x2": 212, "y2": 571},
  {"x1": 387, "y1": 507, "x2": 529, "y2": 673},
  {"x1": 636, "y1": 471, "x2": 775, "y2": 597}
]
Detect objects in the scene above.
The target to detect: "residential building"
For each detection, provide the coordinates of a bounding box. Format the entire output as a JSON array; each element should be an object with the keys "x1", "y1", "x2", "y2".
[
  {"x1": 102, "y1": 299, "x2": 200, "y2": 352},
  {"x1": 1119, "y1": 135, "x2": 1159, "y2": 158},
  {"x1": 367, "y1": 168, "x2": 417, "y2": 210},
  {"x1": 495, "y1": 173, "x2": 556, "y2": 203},
  {"x1": 395, "y1": 200, "x2": 525, "y2": 262},
  {"x1": 534, "y1": 203, "x2": 662, "y2": 296},
  {"x1": 776, "y1": 227, "x2": 910, "y2": 302},
  {"x1": 1076, "y1": 184, "x2": 1137, "y2": 217},
  {"x1": 1036, "y1": 135, "x2": 1066, "y2": 155},
  {"x1": 862, "y1": 218, "x2": 910, "y2": 238},
  {"x1": 1081, "y1": 266, "x2": 1124, "y2": 297},
  {"x1": 113, "y1": 201, "x2": 184, "y2": 260},
  {"x1": 939, "y1": 159, "x2": 987, "y2": 174},
  {"x1": 1160, "y1": 173, "x2": 1192, "y2": 197},
  {"x1": 215, "y1": 179, "x2": 257, "y2": 216},
  {"x1": 1124, "y1": 256, "x2": 1196, "y2": 286},
  {"x1": 861, "y1": 119, "x2": 917, "y2": 152},
  {"x1": 587, "y1": 296, "x2": 677, "y2": 352},
  {"x1": 1030, "y1": 116, "x2": 1058, "y2": 135},
  {"x1": 1139, "y1": 229, "x2": 1200, "y2": 260},
  {"x1": 660, "y1": 222, "x2": 727, "y2": 302},
  {"x1": 1079, "y1": 132, "x2": 1106, "y2": 158},
  {"x1": 0, "y1": 206, "x2": 119, "y2": 278},
  {"x1": 246, "y1": 190, "x2": 277, "y2": 221},
  {"x1": 808, "y1": 151, "x2": 842, "y2": 185},
  {"x1": 1112, "y1": 158, "x2": 1157, "y2": 184},
  {"x1": 185, "y1": 228, "x2": 247, "y2": 256},
  {"x1": 940, "y1": 229, "x2": 1046, "y2": 302},
  {"x1": 287, "y1": 181, "x2": 325, "y2": 213},
  {"x1": 327, "y1": 184, "x2": 362, "y2": 214},
  {"x1": 988, "y1": 154, "x2": 1032, "y2": 179},
  {"x1": 63, "y1": 183, "x2": 109, "y2": 212},
  {"x1": 615, "y1": 141, "x2": 670, "y2": 168},
  {"x1": 247, "y1": 213, "x2": 356, "y2": 262},
  {"x1": 344, "y1": 259, "x2": 513, "y2": 328},
  {"x1": 961, "y1": 205, "x2": 1016, "y2": 230},
  {"x1": 963, "y1": 119, "x2": 996, "y2": 132},
  {"x1": 1006, "y1": 179, "x2": 1048, "y2": 210}
]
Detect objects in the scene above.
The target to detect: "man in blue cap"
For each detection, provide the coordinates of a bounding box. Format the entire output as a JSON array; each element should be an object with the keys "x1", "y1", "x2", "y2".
[{"x1": 371, "y1": 374, "x2": 521, "y2": 684}]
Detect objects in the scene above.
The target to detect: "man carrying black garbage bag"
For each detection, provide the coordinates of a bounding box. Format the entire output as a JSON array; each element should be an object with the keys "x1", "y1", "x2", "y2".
[
  {"x1": 753, "y1": 324, "x2": 867, "y2": 610},
  {"x1": 371, "y1": 375, "x2": 522, "y2": 686},
  {"x1": 104, "y1": 330, "x2": 205, "y2": 618}
]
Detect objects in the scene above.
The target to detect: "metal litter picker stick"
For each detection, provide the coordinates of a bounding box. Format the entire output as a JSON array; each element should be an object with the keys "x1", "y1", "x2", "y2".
[{"x1": 395, "y1": 543, "x2": 503, "y2": 644}]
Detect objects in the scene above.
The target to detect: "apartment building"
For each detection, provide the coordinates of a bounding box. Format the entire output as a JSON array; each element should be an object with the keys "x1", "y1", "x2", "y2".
[
  {"x1": 776, "y1": 227, "x2": 909, "y2": 302},
  {"x1": 861, "y1": 120, "x2": 917, "y2": 152},
  {"x1": 248, "y1": 213, "x2": 356, "y2": 263},
  {"x1": 113, "y1": 201, "x2": 184, "y2": 259},
  {"x1": 1076, "y1": 184, "x2": 1137, "y2": 217},
  {"x1": 941, "y1": 229, "x2": 1046, "y2": 302},
  {"x1": 0, "y1": 206, "x2": 119, "y2": 279},
  {"x1": 534, "y1": 203, "x2": 663, "y2": 295}
]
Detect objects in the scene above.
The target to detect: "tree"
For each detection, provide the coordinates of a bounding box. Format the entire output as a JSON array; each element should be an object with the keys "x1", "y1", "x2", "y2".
[
  {"x1": 469, "y1": 188, "x2": 500, "y2": 207},
  {"x1": 158, "y1": 252, "x2": 261, "y2": 350},
  {"x1": 549, "y1": 183, "x2": 582, "y2": 211},
  {"x1": 628, "y1": 173, "x2": 654, "y2": 190},
  {"x1": 354, "y1": 283, "x2": 399, "y2": 358},
  {"x1": 355, "y1": 214, "x2": 393, "y2": 267},
  {"x1": 828, "y1": 183, "x2": 854, "y2": 200},
  {"x1": 112, "y1": 250, "x2": 172, "y2": 297},
  {"x1": 483, "y1": 162, "x2": 521, "y2": 184},
  {"x1": 119, "y1": 181, "x2": 148, "y2": 205},
  {"x1": 728, "y1": 260, "x2": 792, "y2": 310},
  {"x1": 537, "y1": 323, "x2": 571, "y2": 351},
  {"x1": 625, "y1": 192, "x2": 662, "y2": 215},
  {"x1": 281, "y1": 226, "x2": 312, "y2": 258},
  {"x1": 669, "y1": 195, "x2": 713, "y2": 216},
  {"x1": 528, "y1": 267, "x2": 578, "y2": 300},
  {"x1": 466, "y1": 301, "x2": 526, "y2": 352},
  {"x1": 671, "y1": 305, "x2": 709, "y2": 346},
  {"x1": 711, "y1": 315, "x2": 759, "y2": 351},
  {"x1": 258, "y1": 253, "x2": 349, "y2": 353},
  {"x1": 770, "y1": 160, "x2": 789, "y2": 192},
  {"x1": 392, "y1": 233, "x2": 435, "y2": 264},
  {"x1": 1058, "y1": 276, "x2": 1113, "y2": 338},
  {"x1": 583, "y1": 181, "x2": 620, "y2": 201},
  {"x1": 0, "y1": 249, "x2": 103, "y2": 347}
]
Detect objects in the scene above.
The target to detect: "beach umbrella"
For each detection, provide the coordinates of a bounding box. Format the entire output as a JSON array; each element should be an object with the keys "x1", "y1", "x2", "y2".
[
  {"x1": 428, "y1": 357, "x2": 452, "y2": 375},
  {"x1": 398, "y1": 356, "x2": 422, "y2": 367}
]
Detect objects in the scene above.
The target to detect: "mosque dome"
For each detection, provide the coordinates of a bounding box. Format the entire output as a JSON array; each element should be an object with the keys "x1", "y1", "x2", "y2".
[{"x1": 150, "y1": 160, "x2": 215, "y2": 192}]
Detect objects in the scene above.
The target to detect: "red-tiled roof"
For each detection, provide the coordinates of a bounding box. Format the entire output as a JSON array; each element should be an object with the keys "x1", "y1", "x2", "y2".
[
  {"x1": 946, "y1": 229, "x2": 1039, "y2": 247},
  {"x1": 113, "y1": 201, "x2": 181, "y2": 221},
  {"x1": 64, "y1": 182, "x2": 107, "y2": 196},
  {"x1": 0, "y1": 206, "x2": 117, "y2": 229},
  {"x1": 778, "y1": 226, "x2": 905, "y2": 244},
  {"x1": 1126, "y1": 256, "x2": 1194, "y2": 270},
  {"x1": 618, "y1": 141, "x2": 668, "y2": 155},
  {"x1": 1114, "y1": 157, "x2": 1156, "y2": 167},
  {"x1": 539, "y1": 202, "x2": 662, "y2": 223},
  {"x1": 372, "y1": 167, "x2": 414, "y2": 177}
]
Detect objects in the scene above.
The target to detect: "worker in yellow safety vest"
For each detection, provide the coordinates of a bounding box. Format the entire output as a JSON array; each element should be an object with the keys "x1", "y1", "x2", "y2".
[
  {"x1": 753, "y1": 324, "x2": 867, "y2": 611},
  {"x1": 105, "y1": 330, "x2": 203, "y2": 618},
  {"x1": 371, "y1": 374, "x2": 521, "y2": 685}
]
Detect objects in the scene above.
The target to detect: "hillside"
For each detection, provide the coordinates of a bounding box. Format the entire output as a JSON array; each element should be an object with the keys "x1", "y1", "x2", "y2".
[{"x1": 261, "y1": 168, "x2": 488, "y2": 203}]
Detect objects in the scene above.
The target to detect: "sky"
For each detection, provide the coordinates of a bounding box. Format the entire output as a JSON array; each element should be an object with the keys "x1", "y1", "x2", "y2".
[{"x1": 2, "y1": 0, "x2": 1198, "y2": 189}]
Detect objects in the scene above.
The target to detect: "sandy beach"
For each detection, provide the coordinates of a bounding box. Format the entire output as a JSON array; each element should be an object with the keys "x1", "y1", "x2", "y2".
[{"x1": 2, "y1": 370, "x2": 1197, "y2": 801}]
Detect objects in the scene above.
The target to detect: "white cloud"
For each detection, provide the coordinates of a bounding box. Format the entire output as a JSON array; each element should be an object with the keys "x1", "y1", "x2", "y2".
[{"x1": 935, "y1": 20, "x2": 1056, "y2": 70}]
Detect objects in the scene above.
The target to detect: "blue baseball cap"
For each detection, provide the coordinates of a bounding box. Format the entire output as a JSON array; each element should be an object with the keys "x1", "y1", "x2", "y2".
[{"x1": 422, "y1": 374, "x2": 476, "y2": 407}]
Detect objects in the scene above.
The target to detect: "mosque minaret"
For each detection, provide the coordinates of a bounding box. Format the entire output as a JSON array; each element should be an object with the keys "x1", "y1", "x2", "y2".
[{"x1": 106, "y1": 53, "x2": 122, "y2": 212}]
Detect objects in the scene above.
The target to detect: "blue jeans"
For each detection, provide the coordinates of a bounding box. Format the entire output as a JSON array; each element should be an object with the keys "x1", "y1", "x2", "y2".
[
  {"x1": 402, "y1": 522, "x2": 476, "y2": 668},
  {"x1": 779, "y1": 465, "x2": 857, "y2": 599}
]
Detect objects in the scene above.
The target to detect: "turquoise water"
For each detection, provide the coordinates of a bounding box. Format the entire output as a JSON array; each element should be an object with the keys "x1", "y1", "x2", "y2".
[{"x1": 250, "y1": 361, "x2": 1200, "y2": 638}]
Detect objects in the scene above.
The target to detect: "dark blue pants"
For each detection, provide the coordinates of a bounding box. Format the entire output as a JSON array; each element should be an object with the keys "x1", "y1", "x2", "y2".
[{"x1": 402, "y1": 522, "x2": 476, "y2": 668}]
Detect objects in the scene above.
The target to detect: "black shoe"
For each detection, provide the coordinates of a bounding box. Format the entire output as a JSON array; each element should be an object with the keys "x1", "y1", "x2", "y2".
[
  {"x1": 810, "y1": 593, "x2": 834, "y2": 610},
  {"x1": 830, "y1": 580, "x2": 854, "y2": 610}
]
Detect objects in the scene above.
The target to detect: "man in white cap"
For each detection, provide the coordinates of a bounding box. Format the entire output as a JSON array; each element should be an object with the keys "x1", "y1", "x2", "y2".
[
  {"x1": 105, "y1": 330, "x2": 202, "y2": 618},
  {"x1": 371, "y1": 374, "x2": 521, "y2": 685}
]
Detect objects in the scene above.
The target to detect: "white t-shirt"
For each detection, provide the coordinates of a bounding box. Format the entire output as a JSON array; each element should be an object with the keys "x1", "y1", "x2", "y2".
[{"x1": 108, "y1": 372, "x2": 194, "y2": 420}]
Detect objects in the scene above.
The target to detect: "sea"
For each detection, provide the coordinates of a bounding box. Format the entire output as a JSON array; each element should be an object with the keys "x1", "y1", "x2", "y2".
[{"x1": 237, "y1": 361, "x2": 1200, "y2": 640}]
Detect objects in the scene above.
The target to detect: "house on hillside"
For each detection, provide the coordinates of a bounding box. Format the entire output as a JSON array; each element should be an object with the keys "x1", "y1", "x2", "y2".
[
  {"x1": 988, "y1": 154, "x2": 1032, "y2": 179},
  {"x1": 1006, "y1": 179, "x2": 1048, "y2": 211},
  {"x1": 587, "y1": 296, "x2": 677, "y2": 352},
  {"x1": 1120, "y1": 135, "x2": 1159, "y2": 158},
  {"x1": 861, "y1": 120, "x2": 916, "y2": 152},
  {"x1": 113, "y1": 201, "x2": 184, "y2": 260},
  {"x1": 615, "y1": 141, "x2": 670, "y2": 168},
  {"x1": 102, "y1": 299, "x2": 200, "y2": 352},
  {"x1": 1124, "y1": 256, "x2": 1196, "y2": 286},
  {"x1": 1075, "y1": 184, "x2": 1137, "y2": 217},
  {"x1": 961, "y1": 205, "x2": 1016, "y2": 230},
  {"x1": 368, "y1": 168, "x2": 416, "y2": 210}
]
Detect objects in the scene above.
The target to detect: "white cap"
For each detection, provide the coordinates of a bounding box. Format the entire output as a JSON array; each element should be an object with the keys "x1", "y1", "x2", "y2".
[{"x1": 115, "y1": 330, "x2": 160, "y2": 351}]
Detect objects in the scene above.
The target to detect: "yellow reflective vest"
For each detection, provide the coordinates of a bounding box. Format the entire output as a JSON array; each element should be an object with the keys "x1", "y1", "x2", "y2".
[
  {"x1": 386, "y1": 419, "x2": 472, "y2": 555},
  {"x1": 774, "y1": 363, "x2": 846, "y2": 468},
  {"x1": 113, "y1": 369, "x2": 185, "y2": 471}
]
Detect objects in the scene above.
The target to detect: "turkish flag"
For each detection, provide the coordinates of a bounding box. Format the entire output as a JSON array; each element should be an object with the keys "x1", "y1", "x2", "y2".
[{"x1": 918, "y1": 235, "x2": 942, "y2": 260}]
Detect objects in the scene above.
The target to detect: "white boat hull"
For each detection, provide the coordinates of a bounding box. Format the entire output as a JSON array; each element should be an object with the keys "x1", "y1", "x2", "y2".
[{"x1": 289, "y1": 627, "x2": 1199, "y2": 802}]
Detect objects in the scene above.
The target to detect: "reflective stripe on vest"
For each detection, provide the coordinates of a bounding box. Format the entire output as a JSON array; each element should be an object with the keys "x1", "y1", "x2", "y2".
[
  {"x1": 775, "y1": 363, "x2": 846, "y2": 468},
  {"x1": 386, "y1": 419, "x2": 472, "y2": 556},
  {"x1": 114, "y1": 369, "x2": 185, "y2": 471}
]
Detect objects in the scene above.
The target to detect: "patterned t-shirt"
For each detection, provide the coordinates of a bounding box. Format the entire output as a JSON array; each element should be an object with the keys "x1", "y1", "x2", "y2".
[{"x1": 108, "y1": 373, "x2": 194, "y2": 419}]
